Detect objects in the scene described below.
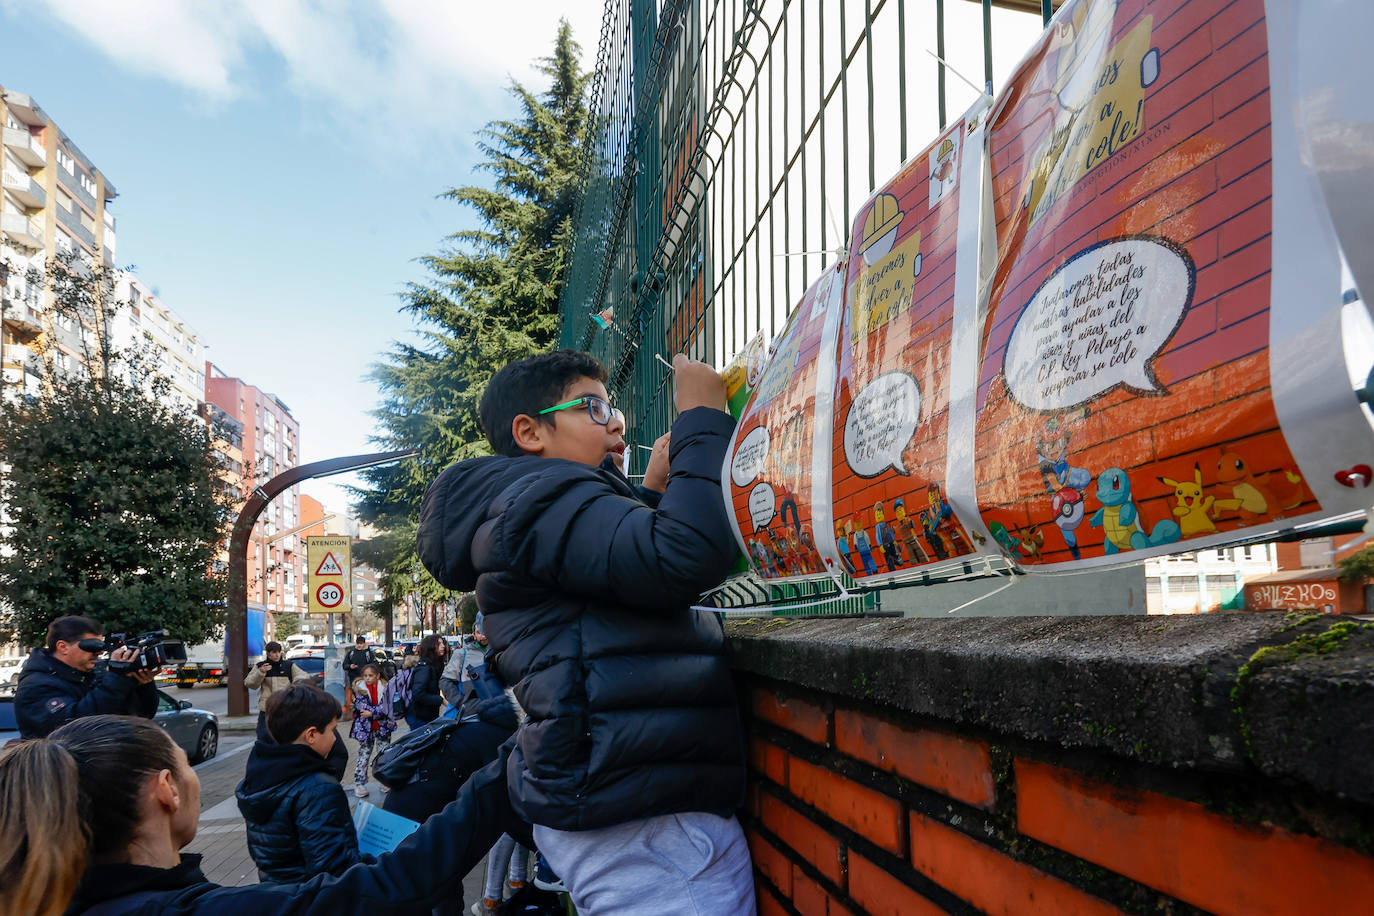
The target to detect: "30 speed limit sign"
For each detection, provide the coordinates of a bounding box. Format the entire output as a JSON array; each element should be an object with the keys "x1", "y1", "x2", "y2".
[{"x1": 315, "y1": 582, "x2": 344, "y2": 609}]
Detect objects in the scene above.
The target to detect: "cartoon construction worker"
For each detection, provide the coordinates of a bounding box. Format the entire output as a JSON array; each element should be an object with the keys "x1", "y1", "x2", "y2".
[
  {"x1": 873, "y1": 500, "x2": 904, "y2": 571},
  {"x1": 928, "y1": 482, "x2": 970, "y2": 555},
  {"x1": 893, "y1": 498, "x2": 929, "y2": 565},
  {"x1": 851, "y1": 515, "x2": 880, "y2": 576},
  {"x1": 834, "y1": 524, "x2": 857, "y2": 575},
  {"x1": 920, "y1": 506, "x2": 949, "y2": 560}
]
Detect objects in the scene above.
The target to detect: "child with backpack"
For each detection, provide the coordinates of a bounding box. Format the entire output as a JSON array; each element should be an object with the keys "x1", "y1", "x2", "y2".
[{"x1": 350, "y1": 664, "x2": 396, "y2": 797}]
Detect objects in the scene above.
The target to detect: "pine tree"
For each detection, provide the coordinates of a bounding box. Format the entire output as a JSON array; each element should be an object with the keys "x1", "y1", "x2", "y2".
[{"x1": 358, "y1": 20, "x2": 591, "y2": 544}]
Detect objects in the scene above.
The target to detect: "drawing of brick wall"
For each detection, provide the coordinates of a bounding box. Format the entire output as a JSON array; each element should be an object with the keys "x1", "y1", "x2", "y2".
[{"x1": 973, "y1": 0, "x2": 1315, "y2": 566}]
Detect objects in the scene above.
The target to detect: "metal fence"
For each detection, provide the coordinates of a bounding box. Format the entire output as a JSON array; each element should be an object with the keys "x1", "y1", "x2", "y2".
[{"x1": 559, "y1": 0, "x2": 1057, "y2": 611}]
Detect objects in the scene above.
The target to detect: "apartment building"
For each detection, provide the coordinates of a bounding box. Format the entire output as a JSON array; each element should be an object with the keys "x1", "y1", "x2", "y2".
[
  {"x1": 108, "y1": 273, "x2": 206, "y2": 418},
  {"x1": 0, "y1": 86, "x2": 118, "y2": 395},
  {"x1": 205, "y1": 363, "x2": 303, "y2": 626}
]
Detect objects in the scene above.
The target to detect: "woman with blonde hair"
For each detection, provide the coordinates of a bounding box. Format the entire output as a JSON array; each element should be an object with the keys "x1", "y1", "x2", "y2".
[{"x1": 0, "y1": 714, "x2": 523, "y2": 915}]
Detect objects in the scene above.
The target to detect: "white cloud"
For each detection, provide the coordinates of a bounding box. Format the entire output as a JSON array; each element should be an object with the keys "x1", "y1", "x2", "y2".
[{"x1": 18, "y1": 0, "x2": 605, "y2": 137}]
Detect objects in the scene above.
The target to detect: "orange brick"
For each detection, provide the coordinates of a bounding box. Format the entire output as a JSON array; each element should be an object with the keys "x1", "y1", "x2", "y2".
[
  {"x1": 747, "y1": 828, "x2": 793, "y2": 898},
  {"x1": 752, "y1": 690, "x2": 830, "y2": 745},
  {"x1": 760, "y1": 792, "x2": 847, "y2": 887},
  {"x1": 909, "y1": 811, "x2": 1124, "y2": 916},
  {"x1": 834, "y1": 708, "x2": 996, "y2": 810},
  {"x1": 793, "y1": 865, "x2": 828, "y2": 916},
  {"x1": 788, "y1": 756, "x2": 904, "y2": 854},
  {"x1": 751, "y1": 736, "x2": 789, "y2": 785},
  {"x1": 1016, "y1": 758, "x2": 1374, "y2": 915},
  {"x1": 848, "y1": 851, "x2": 945, "y2": 916},
  {"x1": 758, "y1": 881, "x2": 790, "y2": 916}
]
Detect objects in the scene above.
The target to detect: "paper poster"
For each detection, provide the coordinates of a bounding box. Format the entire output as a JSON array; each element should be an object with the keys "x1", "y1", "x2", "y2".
[
  {"x1": 353, "y1": 801, "x2": 420, "y2": 857},
  {"x1": 974, "y1": 0, "x2": 1324, "y2": 568},
  {"x1": 828, "y1": 114, "x2": 990, "y2": 582},
  {"x1": 723, "y1": 267, "x2": 845, "y2": 581}
]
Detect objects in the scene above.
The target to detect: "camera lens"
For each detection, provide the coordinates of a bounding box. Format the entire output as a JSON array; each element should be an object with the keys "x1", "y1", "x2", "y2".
[{"x1": 76, "y1": 638, "x2": 106, "y2": 653}]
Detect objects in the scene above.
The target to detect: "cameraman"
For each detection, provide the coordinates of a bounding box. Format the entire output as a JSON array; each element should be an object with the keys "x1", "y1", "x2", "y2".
[{"x1": 14, "y1": 615, "x2": 158, "y2": 738}]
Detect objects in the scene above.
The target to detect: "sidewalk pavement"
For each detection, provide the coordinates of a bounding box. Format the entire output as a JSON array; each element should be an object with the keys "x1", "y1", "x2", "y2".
[{"x1": 187, "y1": 717, "x2": 488, "y2": 905}]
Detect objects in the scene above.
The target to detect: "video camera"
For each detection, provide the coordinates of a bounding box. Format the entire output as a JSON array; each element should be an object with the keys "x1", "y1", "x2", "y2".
[{"x1": 78, "y1": 629, "x2": 186, "y2": 673}]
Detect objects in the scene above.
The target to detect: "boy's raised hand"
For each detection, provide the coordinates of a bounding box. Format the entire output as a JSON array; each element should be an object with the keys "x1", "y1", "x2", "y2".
[
  {"x1": 643, "y1": 432, "x2": 671, "y2": 492},
  {"x1": 672, "y1": 353, "x2": 727, "y2": 414}
]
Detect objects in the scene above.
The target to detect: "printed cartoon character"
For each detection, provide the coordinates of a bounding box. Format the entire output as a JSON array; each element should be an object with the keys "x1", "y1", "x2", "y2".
[
  {"x1": 873, "y1": 501, "x2": 904, "y2": 571},
  {"x1": 749, "y1": 536, "x2": 776, "y2": 578},
  {"x1": 927, "y1": 483, "x2": 971, "y2": 555},
  {"x1": 1016, "y1": 524, "x2": 1046, "y2": 560},
  {"x1": 988, "y1": 521, "x2": 1021, "y2": 557},
  {"x1": 1036, "y1": 412, "x2": 1092, "y2": 494},
  {"x1": 1051, "y1": 486, "x2": 1086, "y2": 559},
  {"x1": 783, "y1": 528, "x2": 807, "y2": 574},
  {"x1": 920, "y1": 507, "x2": 949, "y2": 560},
  {"x1": 762, "y1": 529, "x2": 791, "y2": 576},
  {"x1": 778, "y1": 489, "x2": 801, "y2": 535},
  {"x1": 1159, "y1": 463, "x2": 1218, "y2": 538},
  {"x1": 1089, "y1": 467, "x2": 1182, "y2": 554},
  {"x1": 1211, "y1": 447, "x2": 1306, "y2": 525},
  {"x1": 833, "y1": 525, "x2": 856, "y2": 575},
  {"x1": 796, "y1": 530, "x2": 813, "y2": 574},
  {"x1": 850, "y1": 516, "x2": 880, "y2": 576},
  {"x1": 893, "y1": 498, "x2": 929, "y2": 565}
]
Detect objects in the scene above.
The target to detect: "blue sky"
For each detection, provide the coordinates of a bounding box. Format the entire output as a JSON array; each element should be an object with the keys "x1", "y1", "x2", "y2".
[{"x1": 0, "y1": 0, "x2": 603, "y2": 511}]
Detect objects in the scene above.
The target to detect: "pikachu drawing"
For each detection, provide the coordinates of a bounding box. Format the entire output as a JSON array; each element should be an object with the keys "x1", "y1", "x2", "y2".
[{"x1": 1158, "y1": 463, "x2": 1217, "y2": 538}]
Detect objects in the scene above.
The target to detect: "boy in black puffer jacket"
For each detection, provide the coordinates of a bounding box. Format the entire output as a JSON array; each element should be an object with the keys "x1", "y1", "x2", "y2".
[
  {"x1": 237, "y1": 685, "x2": 367, "y2": 884},
  {"x1": 417, "y1": 350, "x2": 755, "y2": 915}
]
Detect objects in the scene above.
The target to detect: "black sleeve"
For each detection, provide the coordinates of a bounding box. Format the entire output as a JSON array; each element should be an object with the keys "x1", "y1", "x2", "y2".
[
  {"x1": 295, "y1": 776, "x2": 364, "y2": 878},
  {"x1": 16, "y1": 671, "x2": 140, "y2": 738},
  {"x1": 486, "y1": 407, "x2": 738, "y2": 609},
  {"x1": 133, "y1": 736, "x2": 524, "y2": 916},
  {"x1": 130, "y1": 679, "x2": 159, "y2": 720}
]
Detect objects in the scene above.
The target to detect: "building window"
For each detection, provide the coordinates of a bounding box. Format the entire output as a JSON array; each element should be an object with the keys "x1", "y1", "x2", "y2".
[
  {"x1": 1170, "y1": 575, "x2": 1200, "y2": 594},
  {"x1": 57, "y1": 149, "x2": 75, "y2": 175}
]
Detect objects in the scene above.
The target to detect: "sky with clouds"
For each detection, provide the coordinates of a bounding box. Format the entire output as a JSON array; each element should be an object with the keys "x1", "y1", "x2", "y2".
[{"x1": 0, "y1": 0, "x2": 605, "y2": 510}]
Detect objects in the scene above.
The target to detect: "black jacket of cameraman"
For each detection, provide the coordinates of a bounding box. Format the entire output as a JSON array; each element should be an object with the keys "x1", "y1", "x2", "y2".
[{"x1": 14, "y1": 648, "x2": 158, "y2": 738}]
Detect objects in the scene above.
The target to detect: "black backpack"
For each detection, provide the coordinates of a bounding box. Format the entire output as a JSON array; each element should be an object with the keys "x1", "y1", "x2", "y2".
[{"x1": 371, "y1": 718, "x2": 461, "y2": 788}]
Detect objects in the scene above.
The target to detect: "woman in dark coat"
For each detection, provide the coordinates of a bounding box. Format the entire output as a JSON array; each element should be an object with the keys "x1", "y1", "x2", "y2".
[
  {"x1": 0, "y1": 714, "x2": 523, "y2": 916},
  {"x1": 406, "y1": 634, "x2": 446, "y2": 729}
]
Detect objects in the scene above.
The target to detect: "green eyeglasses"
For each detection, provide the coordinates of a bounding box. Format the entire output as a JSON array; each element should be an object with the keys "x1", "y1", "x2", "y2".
[{"x1": 539, "y1": 395, "x2": 625, "y2": 427}]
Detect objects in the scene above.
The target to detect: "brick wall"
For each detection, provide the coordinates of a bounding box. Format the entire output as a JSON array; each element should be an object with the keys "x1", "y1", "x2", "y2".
[{"x1": 728, "y1": 614, "x2": 1374, "y2": 915}]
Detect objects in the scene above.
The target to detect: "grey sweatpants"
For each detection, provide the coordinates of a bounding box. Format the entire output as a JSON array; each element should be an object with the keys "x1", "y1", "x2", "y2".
[{"x1": 533, "y1": 812, "x2": 756, "y2": 916}]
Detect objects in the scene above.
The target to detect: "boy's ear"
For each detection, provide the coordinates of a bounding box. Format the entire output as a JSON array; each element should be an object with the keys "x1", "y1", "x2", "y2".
[{"x1": 510, "y1": 413, "x2": 547, "y2": 455}]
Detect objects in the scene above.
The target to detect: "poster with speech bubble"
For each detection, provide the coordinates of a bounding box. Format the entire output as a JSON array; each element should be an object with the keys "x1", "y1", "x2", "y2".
[
  {"x1": 721, "y1": 264, "x2": 846, "y2": 582},
  {"x1": 828, "y1": 115, "x2": 987, "y2": 583},
  {"x1": 974, "y1": 0, "x2": 1325, "y2": 570}
]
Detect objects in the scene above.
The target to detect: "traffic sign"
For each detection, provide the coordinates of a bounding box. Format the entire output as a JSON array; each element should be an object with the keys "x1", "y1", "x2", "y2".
[
  {"x1": 315, "y1": 582, "x2": 344, "y2": 608},
  {"x1": 307, "y1": 535, "x2": 352, "y2": 615},
  {"x1": 315, "y1": 552, "x2": 344, "y2": 576}
]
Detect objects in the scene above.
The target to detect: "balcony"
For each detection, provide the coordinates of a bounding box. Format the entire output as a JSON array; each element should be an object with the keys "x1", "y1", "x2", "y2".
[
  {"x1": 3, "y1": 127, "x2": 45, "y2": 168},
  {"x1": 1, "y1": 211, "x2": 43, "y2": 250},
  {"x1": 3, "y1": 305, "x2": 42, "y2": 340},
  {"x1": 2, "y1": 169, "x2": 45, "y2": 211}
]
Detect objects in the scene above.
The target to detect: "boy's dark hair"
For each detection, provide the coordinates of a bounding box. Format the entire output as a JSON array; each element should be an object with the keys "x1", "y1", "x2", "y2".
[
  {"x1": 478, "y1": 350, "x2": 608, "y2": 457},
  {"x1": 264, "y1": 641, "x2": 283, "y2": 654},
  {"x1": 265, "y1": 685, "x2": 340, "y2": 744},
  {"x1": 47, "y1": 616, "x2": 102, "y2": 651}
]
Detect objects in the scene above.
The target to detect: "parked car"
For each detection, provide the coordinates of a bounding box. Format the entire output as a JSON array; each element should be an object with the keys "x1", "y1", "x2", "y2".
[
  {"x1": 0, "y1": 696, "x2": 18, "y2": 746},
  {"x1": 154, "y1": 688, "x2": 219, "y2": 763},
  {"x1": 0, "y1": 689, "x2": 218, "y2": 763},
  {"x1": 288, "y1": 655, "x2": 326, "y2": 687},
  {"x1": 0, "y1": 655, "x2": 25, "y2": 690}
]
